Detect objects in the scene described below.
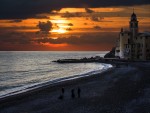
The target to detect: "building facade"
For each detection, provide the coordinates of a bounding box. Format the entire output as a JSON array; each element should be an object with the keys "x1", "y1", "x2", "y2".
[{"x1": 115, "y1": 11, "x2": 150, "y2": 60}]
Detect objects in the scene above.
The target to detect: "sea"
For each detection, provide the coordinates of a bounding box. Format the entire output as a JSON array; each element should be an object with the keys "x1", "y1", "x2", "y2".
[{"x1": 0, "y1": 51, "x2": 112, "y2": 98}]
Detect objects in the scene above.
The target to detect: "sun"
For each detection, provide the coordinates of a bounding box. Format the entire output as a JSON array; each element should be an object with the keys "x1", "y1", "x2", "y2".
[
  {"x1": 51, "y1": 28, "x2": 67, "y2": 34},
  {"x1": 52, "y1": 19, "x2": 68, "y2": 24},
  {"x1": 57, "y1": 28, "x2": 67, "y2": 33}
]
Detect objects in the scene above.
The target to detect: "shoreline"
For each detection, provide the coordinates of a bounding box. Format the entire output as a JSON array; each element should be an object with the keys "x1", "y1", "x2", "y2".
[
  {"x1": 0, "y1": 62, "x2": 111, "y2": 99},
  {"x1": 1, "y1": 62, "x2": 150, "y2": 113},
  {"x1": 0, "y1": 65, "x2": 114, "y2": 107}
]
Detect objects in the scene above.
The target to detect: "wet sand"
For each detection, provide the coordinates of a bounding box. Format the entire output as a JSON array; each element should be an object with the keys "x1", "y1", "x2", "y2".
[{"x1": 0, "y1": 63, "x2": 150, "y2": 113}]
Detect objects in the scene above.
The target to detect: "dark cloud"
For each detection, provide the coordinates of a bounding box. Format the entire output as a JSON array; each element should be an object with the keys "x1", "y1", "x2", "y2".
[
  {"x1": 8, "y1": 19, "x2": 23, "y2": 23},
  {"x1": 90, "y1": 16, "x2": 104, "y2": 22},
  {"x1": 66, "y1": 28, "x2": 72, "y2": 31},
  {"x1": 38, "y1": 21, "x2": 53, "y2": 33},
  {"x1": 36, "y1": 33, "x2": 117, "y2": 45},
  {"x1": 85, "y1": 8, "x2": 94, "y2": 13},
  {"x1": 91, "y1": 16, "x2": 100, "y2": 22},
  {"x1": 93, "y1": 26, "x2": 101, "y2": 30},
  {"x1": 68, "y1": 23, "x2": 74, "y2": 26},
  {"x1": 0, "y1": 31, "x2": 33, "y2": 45},
  {"x1": 62, "y1": 12, "x2": 106, "y2": 22},
  {"x1": 0, "y1": 0, "x2": 149, "y2": 19},
  {"x1": 54, "y1": 24, "x2": 60, "y2": 29},
  {"x1": 0, "y1": 30, "x2": 117, "y2": 50},
  {"x1": 34, "y1": 15, "x2": 50, "y2": 19},
  {"x1": 62, "y1": 12, "x2": 83, "y2": 18},
  {"x1": 0, "y1": 26, "x2": 37, "y2": 32}
]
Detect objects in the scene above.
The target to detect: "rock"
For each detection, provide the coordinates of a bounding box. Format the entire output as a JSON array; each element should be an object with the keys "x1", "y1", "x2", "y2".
[{"x1": 104, "y1": 47, "x2": 116, "y2": 58}]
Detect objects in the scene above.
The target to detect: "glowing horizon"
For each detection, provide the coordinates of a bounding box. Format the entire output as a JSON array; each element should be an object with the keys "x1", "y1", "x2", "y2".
[{"x1": 0, "y1": 5, "x2": 149, "y2": 51}]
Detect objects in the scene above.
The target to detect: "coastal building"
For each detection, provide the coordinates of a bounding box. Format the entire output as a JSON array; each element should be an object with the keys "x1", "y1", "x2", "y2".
[{"x1": 115, "y1": 11, "x2": 150, "y2": 60}]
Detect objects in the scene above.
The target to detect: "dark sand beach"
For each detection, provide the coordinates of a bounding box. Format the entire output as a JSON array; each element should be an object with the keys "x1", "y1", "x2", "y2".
[{"x1": 0, "y1": 62, "x2": 150, "y2": 113}]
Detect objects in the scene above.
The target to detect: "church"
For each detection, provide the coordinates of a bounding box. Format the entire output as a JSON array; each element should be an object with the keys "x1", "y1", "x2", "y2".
[{"x1": 115, "y1": 11, "x2": 150, "y2": 60}]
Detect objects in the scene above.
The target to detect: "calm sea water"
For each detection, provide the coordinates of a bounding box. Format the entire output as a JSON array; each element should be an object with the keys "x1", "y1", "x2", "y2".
[{"x1": 0, "y1": 51, "x2": 112, "y2": 98}]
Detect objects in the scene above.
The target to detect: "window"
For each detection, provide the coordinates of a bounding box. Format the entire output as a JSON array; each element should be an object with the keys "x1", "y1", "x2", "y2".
[
  {"x1": 146, "y1": 44, "x2": 148, "y2": 48},
  {"x1": 138, "y1": 44, "x2": 141, "y2": 47},
  {"x1": 116, "y1": 50, "x2": 120, "y2": 52},
  {"x1": 128, "y1": 39, "x2": 130, "y2": 43},
  {"x1": 135, "y1": 23, "x2": 138, "y2": 27},
  {"x1": 130, "y1": 23, "x2": 133, "y2": 28},
  {"x1": 132, "y1": 44, "x2": 135, "y2": 48}
]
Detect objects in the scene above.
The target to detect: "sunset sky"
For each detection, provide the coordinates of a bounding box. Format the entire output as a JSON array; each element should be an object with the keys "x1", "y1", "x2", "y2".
[{"x1": 0, "y1": 0, "x2": 150, "y2": 51}]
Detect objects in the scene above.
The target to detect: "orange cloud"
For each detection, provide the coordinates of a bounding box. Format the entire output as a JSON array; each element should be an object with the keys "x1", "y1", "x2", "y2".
[{"x1": 40, "y1": 42, "x2": 68, "y2": 47}]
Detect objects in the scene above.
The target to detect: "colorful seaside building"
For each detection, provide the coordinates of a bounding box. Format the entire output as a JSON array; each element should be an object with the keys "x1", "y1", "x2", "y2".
[{"x1": 115, "y1": 11, "x2": 150, "y2": 60}]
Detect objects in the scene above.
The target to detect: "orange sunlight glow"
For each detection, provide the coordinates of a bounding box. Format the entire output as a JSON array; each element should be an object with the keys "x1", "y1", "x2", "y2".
[
  {"x1": 50, "y1": 19, "x2": 69, "y2": 34},
  {"x1": 60, "y1": 7, "x2": 123, "y2": 13},
  {"x1": 40, "y1": 42, "x2": 68, "y2": 47},
  {"x1": 51, "y1": 19, "x2": 68, "y2": 24},
  {"x1": 51, "y1": 28, "x2": 67, "y2": 34}
]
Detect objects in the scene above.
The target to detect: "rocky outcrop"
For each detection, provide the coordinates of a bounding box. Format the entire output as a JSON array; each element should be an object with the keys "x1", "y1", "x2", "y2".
[{"x1": 104, "y1": 47, "x2": 116, "y2": 58}]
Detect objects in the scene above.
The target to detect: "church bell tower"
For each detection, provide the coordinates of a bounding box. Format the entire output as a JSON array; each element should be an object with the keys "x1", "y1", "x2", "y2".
[{"x1": 130, "y1": 9, "x2": 138, "y2": 39}]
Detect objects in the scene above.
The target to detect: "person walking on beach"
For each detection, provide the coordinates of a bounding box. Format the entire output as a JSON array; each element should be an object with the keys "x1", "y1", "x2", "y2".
[
  {"x1": 58, "y1": 88, "x2": 65, "y2": 100},
  {"x1": 58, "y1": 95, "x2": 63, "y2": 100},
  {"x1": 77, "y1": 87, "x2": 81, "y2": 98},
  {"x1": 71, "y1": 89, "x2": 75, "y2": 99},
  {"x1": 62, "y1": 87, "x2": 65, "y2": 94}
]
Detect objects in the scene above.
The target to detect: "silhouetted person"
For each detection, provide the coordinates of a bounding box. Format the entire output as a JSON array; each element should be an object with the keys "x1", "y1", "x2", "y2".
[
  {"x1": 58, "y1": 88, "x2": 65, "y2": 100},
  {"x1": 58, "y1": 95, "x2": 63, "y2": 100},
  {"x1": 62, "y1": 87, "x2": 65, "y2": 94},
  {"x1": 77, "y1": 87, "x2": 81, "y2": 98},
  {"x1": 71, "y1": 89, "x2": 75, "y2": 99}
]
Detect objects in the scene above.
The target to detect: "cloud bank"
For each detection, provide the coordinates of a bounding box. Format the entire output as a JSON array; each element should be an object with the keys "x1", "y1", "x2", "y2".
[
  {"x1": 36, "y1": 33, "x2": 117, "y2": 45},
  {"x1": 0, "y1": 0, "x2": 149, "y2": 19},
  {"x1": 38, "y1": 21, "x2": 53, "y2": 33}
]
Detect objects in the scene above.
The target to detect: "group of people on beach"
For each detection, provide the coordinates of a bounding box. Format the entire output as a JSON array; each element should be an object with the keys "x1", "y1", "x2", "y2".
[{"x1": 58, "y1": 87, "x2": 81, "y2": 100}]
